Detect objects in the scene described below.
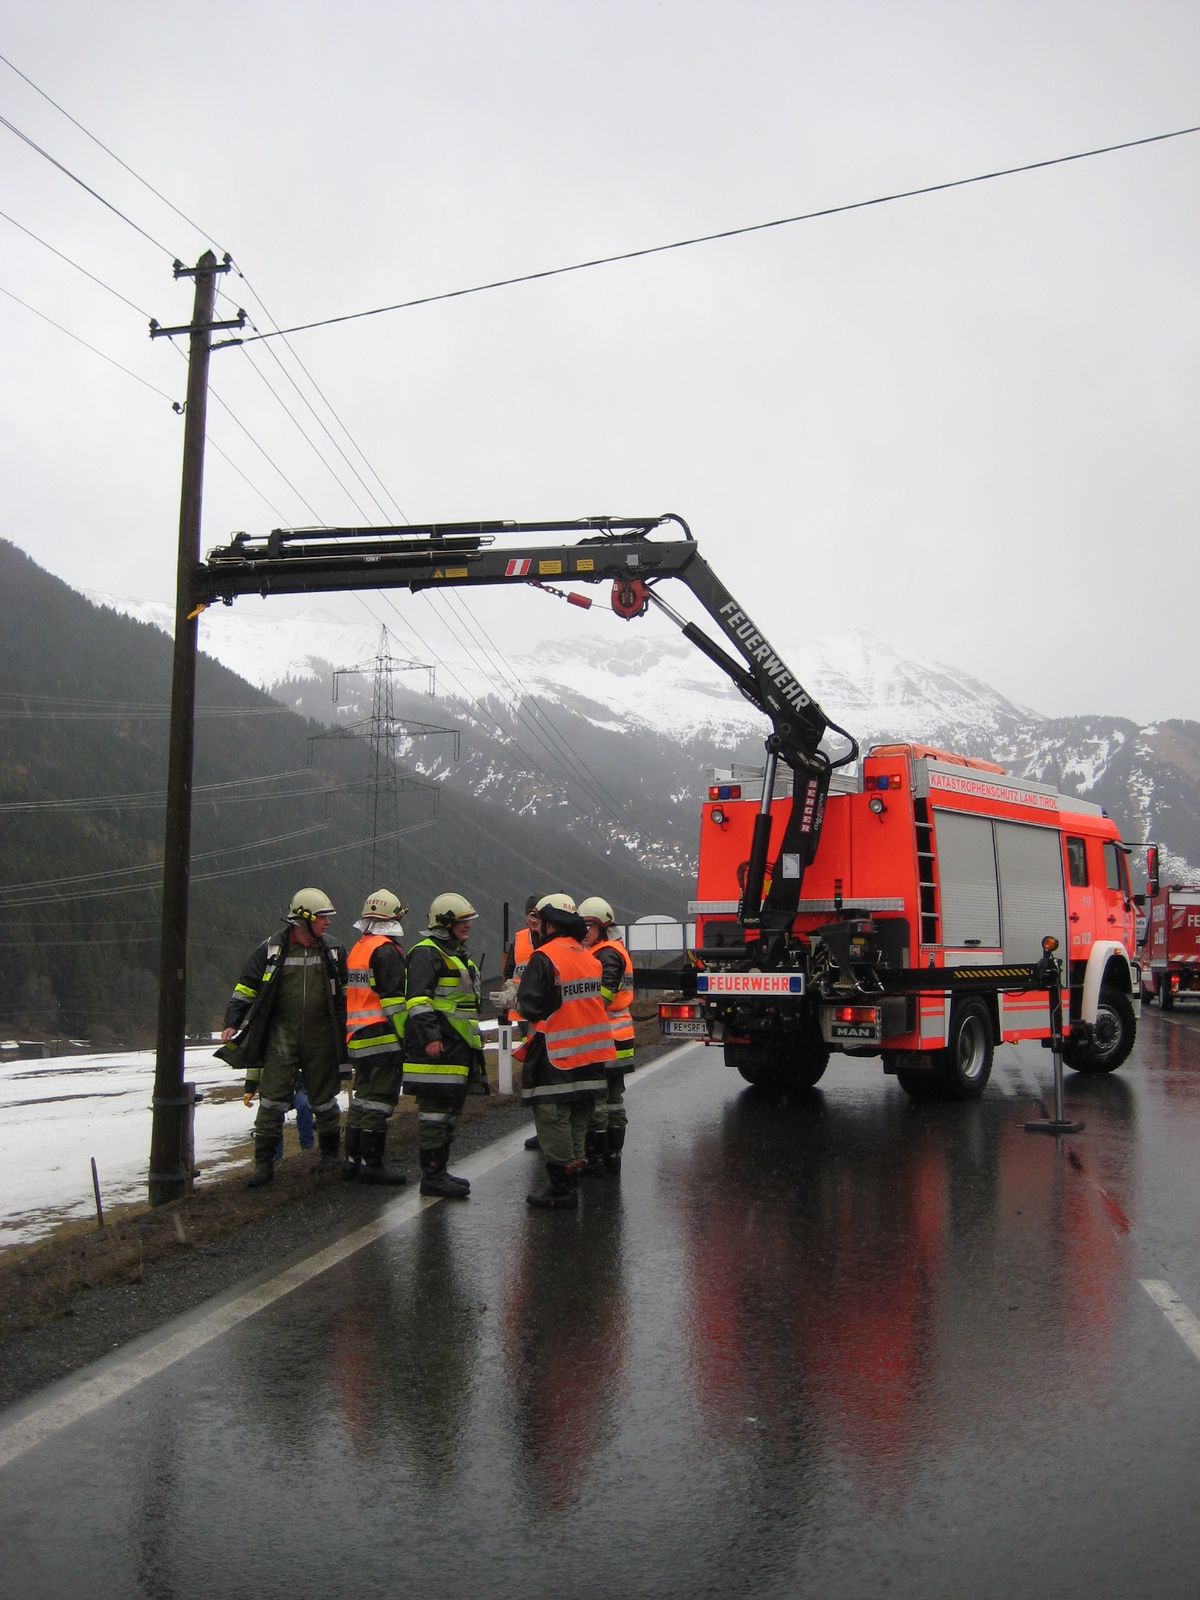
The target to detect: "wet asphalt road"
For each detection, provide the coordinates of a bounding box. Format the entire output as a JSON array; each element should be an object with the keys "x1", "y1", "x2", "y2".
[{"x1": 1, "y1": 1011, "x2": 1199, "y2": 1600}]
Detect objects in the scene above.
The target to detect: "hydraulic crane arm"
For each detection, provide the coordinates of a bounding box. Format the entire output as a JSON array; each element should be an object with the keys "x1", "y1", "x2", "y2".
[{"x1": 196, "y1": 514, "x2": 858, "y2": 935}]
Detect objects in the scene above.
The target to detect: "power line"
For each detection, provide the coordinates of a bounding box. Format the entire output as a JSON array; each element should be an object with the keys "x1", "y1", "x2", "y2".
[
  {"x1": 0, "y1": 206, "x2": 152, "y2": 317},
  {"x1": 0, "y1": 50, "x2": 227, "y2": 256},
  {"x1": 0, "y1": 767, "x2": 343, "y2": 814},
  {"x1": 0, "y1": 823, "x2": 330, "y2": 897},
  {"x1": 0, "y1": 283, "x2": 181, "y2": 407},
  {"x1": 0, "y1": 111, "x2": 177, "y2": 259},
  {"x1": 0, "y1": 820, "x2": 437, "y2": 908},
  {"x1": 232, "y1": 125, "x2": 1200, "y2": 346}
]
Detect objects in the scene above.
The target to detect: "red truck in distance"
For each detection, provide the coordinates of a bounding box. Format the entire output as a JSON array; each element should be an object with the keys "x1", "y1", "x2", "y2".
[{"x1": 1139, "y1": 846, "x2": 1200, "y2": 1009}]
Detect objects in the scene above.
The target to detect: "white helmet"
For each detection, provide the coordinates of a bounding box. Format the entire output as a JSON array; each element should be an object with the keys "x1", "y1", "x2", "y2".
[
  {"x1": 360, "y1": 888, "x2": 407, "y2": 922},
  {"x1": 288, "y1": 887, "x2": 335, "y2": 925},
  {"x1": 577, "y1": 896, "x2": 615, "y2": 928},
  {"x1": 429, "y1": 892, "x2": 478, "y2": 929},
  {"x1": 536, "y1": 892, "x2": 578, "y2": 923}
]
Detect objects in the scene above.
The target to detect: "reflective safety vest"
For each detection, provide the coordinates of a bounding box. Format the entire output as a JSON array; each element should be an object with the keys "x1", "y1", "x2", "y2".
[
  {"x1": 403, "y1": 937, "x2": 483, "y2": 1091},
  {"x1": 345, "y1": 933, "x2": 405, "y2": 1060},
  {"x1": 594, "y1": 937, "x2": 635, "y2": 1065},
  {"x1": 534, "y1": 939, "x2": 618, "y2": 1074},
  {"x1": 508, "y1": 927, "x2": 534, "y2": 1022}
]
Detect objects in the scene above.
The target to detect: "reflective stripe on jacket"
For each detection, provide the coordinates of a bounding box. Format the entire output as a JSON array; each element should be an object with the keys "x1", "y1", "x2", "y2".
[
  {"x1": 403, "y1": 935, "x2": 482, "y2": 1092},
  {"x1": 346, "y1": 932, "x2": 406, "y2": 1061},
  {"x1": 533, "y1": 939, "x2": 617, "y2": 1075},
  {"x1": 594, "y1": 937, "x2": 635, "y2": 1065}
]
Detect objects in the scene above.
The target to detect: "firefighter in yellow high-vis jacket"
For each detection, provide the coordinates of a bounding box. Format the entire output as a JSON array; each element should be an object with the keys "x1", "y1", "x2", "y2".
[{"x1": 402, "y1": 893, "x2": 489, "y2": 1198}]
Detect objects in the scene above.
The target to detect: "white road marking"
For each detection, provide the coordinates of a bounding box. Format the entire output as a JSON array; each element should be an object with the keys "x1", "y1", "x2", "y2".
[
  {"x1": 0, "y1": 1045, "x2": 690, "y2": 1470},
  {"x1": 1141, "y1": 1279, "x2": 1200, "y2": 1364}
]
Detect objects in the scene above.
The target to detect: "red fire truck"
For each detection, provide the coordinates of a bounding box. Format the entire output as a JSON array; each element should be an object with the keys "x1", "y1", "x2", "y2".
[
  {"x1": 1139, "y1": 849, "x2": 1200, "y2": 1008},
  {"x1": 677, "y1": 743, "x2": 1139, "y2": 1098},
  {"x1": 197, "y1": 514, "x2": 1141, "y2": 1100}
]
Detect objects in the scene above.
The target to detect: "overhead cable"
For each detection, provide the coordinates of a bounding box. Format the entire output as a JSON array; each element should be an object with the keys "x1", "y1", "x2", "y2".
[
  {"x1": 0, "y1": 49, "x2": 227, "y2": 256},
  {"x1": 233, "y1": 124, "x2": 1200, "y2": 346},
  {"x1": 0, "y1": 111, "x2": 177, "y2": 259},
  {"x1": 0, "y1": 283, "x2": 181, "y2": 407}
]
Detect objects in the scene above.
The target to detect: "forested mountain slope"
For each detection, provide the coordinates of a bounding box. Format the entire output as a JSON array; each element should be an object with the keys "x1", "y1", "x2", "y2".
[{"x1": 0, "y1": 542, "x2": 688, "y2": 1044}]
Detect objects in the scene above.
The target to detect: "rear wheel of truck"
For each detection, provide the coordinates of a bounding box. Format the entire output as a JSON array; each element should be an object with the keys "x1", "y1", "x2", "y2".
[
  {"x1": 905, "y1": 999, "x2": 993, "y2": 1102},
  {"x1": 1158, "y1": 981, "x2": 1174, "y2": 1011},
  {"x1": 1064, "y1": 988, "x2": 1136, "y2": 1072},
  {"x1": 726, "y1": 1040, "x2": 829, "y2": 1091}
]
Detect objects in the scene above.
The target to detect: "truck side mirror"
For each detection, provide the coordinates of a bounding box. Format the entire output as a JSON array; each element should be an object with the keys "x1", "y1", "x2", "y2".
[{"x1": 1146, "y1": 845, "x2": 1160, "y2": 898}]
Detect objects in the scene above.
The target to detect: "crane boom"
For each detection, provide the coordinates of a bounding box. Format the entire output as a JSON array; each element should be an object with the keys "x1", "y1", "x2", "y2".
[{"x1": 196, "y1": 514, "x2": 856, "y2": 935}]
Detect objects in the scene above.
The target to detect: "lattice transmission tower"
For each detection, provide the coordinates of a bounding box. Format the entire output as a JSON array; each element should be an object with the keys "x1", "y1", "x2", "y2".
[{"x1": 311, "y1": 628, "x2": 459, "y2": 894}]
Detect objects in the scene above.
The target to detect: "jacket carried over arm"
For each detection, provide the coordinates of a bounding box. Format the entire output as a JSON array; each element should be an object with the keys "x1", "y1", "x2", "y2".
[{"x1": 221, "y1": 927, "x2": 349, "y2": 1079}]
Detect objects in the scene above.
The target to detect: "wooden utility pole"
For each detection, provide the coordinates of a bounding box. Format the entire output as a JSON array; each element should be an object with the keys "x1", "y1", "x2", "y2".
[{"x1": 147, "y1": 252, "x2": 242, "y2": 1206}]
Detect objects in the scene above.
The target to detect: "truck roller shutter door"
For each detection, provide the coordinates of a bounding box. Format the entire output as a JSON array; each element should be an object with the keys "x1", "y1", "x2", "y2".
[
  {"x1": 995, "y1": 821, "x2": 1068, "y2": 965},
  {"x1": 934, "y1": 810, "x2": 1000, "y2": 949}
]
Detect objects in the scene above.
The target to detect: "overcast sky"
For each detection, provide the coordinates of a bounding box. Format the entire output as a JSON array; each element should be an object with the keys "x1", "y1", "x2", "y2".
[{"x1": 2, "y1": 0, "x2": 1196, "y2": 726}]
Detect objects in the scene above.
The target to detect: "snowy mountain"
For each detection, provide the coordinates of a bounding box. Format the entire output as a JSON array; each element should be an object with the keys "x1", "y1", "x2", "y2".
[{"x1": 87, "y1": 590, "x2": 1200, "y2": 884}]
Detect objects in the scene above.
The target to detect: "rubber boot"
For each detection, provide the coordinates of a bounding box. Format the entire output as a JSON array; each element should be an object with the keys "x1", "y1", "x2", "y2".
[
  {"x1": 441, "y1": 1139, "x2": 470, "y2": 1192},
  {"x1": 419, "y1": 1146, "x2": 469, "y2": 1199},
  {"x1": 524, "y1": 1133, "x2": 541, "y2": 1151},
  {"x1": 244, "y1": 1136, "x2": 276, "y2": 1189},
  {"x1": 315, "y1": 1129, "x2": 342, "y2": 1173},
  {"x1": 605, "y1": 1123, "x2": 625, "y2": 1175},
  {"x1": 341, "y1": 1123, "x2": 363, "y2": 1180},
  {"x1": 527, "y1": 1161, "x2": 577, "y2": 1210},
  {"x1": 358, "y1": 1129, "x2": 408, "y2": 1186},
  {"x1": 580, "y1": 1129, "x2": 606, "y2": 1178}
]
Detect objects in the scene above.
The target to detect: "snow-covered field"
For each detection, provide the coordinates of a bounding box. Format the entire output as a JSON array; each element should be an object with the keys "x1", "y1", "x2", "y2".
[
  {"x1": 0, "y1": 1025, "x2": 506, "y2": 1249},
  {"x1": 0, "y1": 1047, "x2": 262, "y2": 1249}
]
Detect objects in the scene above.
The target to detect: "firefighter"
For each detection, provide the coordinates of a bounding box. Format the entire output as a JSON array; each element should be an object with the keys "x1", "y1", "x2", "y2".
[
  {"x1": 403, "y1": 892, "x2": 489, "y2": 1198},
  {"x1": 499, "y1": 894, "x2": 546, "y2": 1152},
  {"x1": 342, "y1": 888, "x2": 409, "y2": 1185},
  {"x1": 578, "y1": 896, "x2": 635, "y2": 1175},
  {"x1": 504, "y1": 895, "x2": 541, "y2": 1027},
  {"x1": 517, "y1": 892, "x2": 616, "y2": 1210},
  {"x1": 219, "y1": 887, "x2": 350, "y2": 1189}
]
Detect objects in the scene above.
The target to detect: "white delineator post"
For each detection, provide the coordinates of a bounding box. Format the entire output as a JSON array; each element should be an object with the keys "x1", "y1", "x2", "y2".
[{"x1": 497, "y1": 1022, "x2": 514, "y2": 1096}]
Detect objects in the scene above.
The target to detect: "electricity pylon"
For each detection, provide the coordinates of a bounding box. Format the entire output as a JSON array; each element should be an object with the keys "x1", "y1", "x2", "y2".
[{"x1": 311, "y1": 627, "x2": 459, "y2": 892}]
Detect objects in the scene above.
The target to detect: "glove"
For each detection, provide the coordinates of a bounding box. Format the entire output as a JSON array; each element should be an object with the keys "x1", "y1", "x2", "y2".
[
  {"x1": 490, "y1": 981, "x2": 518, "y2": 1011},
  {"x1": 242, "y1": 1092, "x2": 255, "y2": 1108}
]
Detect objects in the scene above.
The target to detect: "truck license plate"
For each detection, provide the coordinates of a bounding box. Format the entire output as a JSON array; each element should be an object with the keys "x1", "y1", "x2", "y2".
[{"x1": 661, "y1": 1019, "x2": 709, "y2": 1038}]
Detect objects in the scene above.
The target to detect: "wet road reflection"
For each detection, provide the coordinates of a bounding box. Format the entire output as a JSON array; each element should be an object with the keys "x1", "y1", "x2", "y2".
[{"x1": 2, "y1": 1016, "x2": 1200, "y2": 1599}]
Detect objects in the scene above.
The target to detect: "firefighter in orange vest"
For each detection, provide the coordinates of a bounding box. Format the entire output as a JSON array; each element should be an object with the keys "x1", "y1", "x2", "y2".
[
  {"x1": 504, "y1": 896, "x2": 541, "y2": 1011},
  {"x1": 578, "y1": 896, "x2": 635, "y2": 1176},
  {"x1": 342, "y1": 889, "x2": 409, "y2": 1185},
  {"x1": 516, "y1": 892, "x2": 616, "y2": 1210},
  {"x1": 500, "y1": 894, "x2": 546, "y2": 1152}
]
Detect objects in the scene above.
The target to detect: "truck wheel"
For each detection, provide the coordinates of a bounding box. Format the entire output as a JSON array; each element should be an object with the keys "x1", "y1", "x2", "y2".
[
  {"x1": 935, "y1": 998, "x2": 994, "y2": 1101},
  {"x1": 1158, "y1": 982, "x2": 1174, "y2": 1012},
  {"x1": 725, "y1": 1040, "x2": 828, "y2": 1090},
  {"x1": 1065, "y1": 989, "x2": 1136, "y2": 1073}
]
